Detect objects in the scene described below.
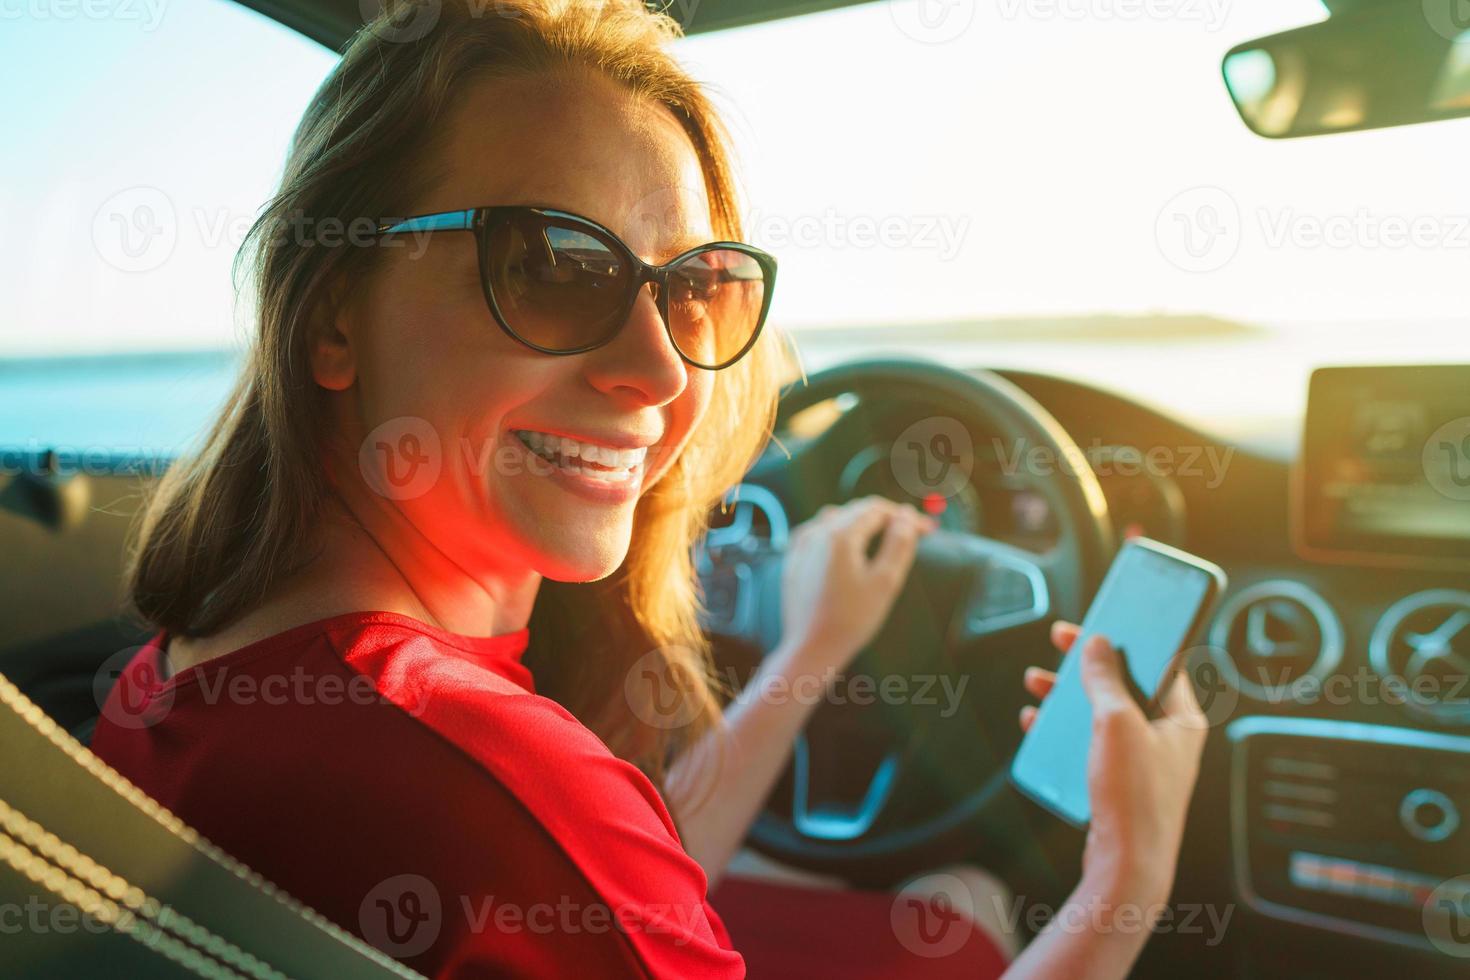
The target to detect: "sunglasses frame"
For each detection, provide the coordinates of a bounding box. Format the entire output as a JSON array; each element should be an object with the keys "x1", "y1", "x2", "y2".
[{"x1": 372, "y1": 206, "x2": 777, "y2": 371}]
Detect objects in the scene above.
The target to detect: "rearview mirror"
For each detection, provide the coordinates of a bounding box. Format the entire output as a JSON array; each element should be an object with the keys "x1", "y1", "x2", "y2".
[{"x1": 1222, "y1": 3, "x2": 1470, "y2": 138}]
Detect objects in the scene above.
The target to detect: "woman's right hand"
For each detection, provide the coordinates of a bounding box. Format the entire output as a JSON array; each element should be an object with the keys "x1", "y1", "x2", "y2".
[{"x1": 1020, "y1": 622, "x2": 1208, "y2": 905}]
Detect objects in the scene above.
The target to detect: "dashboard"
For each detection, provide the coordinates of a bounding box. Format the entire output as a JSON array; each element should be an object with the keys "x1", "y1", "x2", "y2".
[
  {"x1": 708, "y1": 362, "x2": 1470, "y2": 974},
  {"x1": 1000, "y1": 365, "x2": 1470, "y2": 971}
]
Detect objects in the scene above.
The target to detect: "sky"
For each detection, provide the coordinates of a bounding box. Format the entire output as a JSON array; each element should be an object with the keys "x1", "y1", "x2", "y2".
[{"x1": 3, "y1": 0, "x2": 1468, "y2": 359}]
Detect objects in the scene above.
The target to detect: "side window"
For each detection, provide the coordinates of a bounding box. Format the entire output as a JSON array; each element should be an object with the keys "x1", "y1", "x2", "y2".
[{"x1": 0, "y1": 0, "x2": 337, "y2": 457}]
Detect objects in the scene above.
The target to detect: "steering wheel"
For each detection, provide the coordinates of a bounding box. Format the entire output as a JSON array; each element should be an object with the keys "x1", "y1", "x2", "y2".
[{"x1": 698, "y1": 358, "x2": 1115, "y2": 876}]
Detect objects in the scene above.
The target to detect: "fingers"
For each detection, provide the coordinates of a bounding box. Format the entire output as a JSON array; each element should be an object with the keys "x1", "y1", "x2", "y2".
[
  {"x1": 1023, "y1": 666, "x2": 1055, "y2": 699},
  {"x1": 1078, "y1": 635, "x2": 1140, "y2": 721},
  {"x1": 838, "y1": 497, "x2": 935, "y2": 558},
  {"x1": 1050, "y1": 620, "x2": 1080, "y2": 652},
  {"x1": 1018, "y1": 704, "x2": 1037, "y2": 732},
  {"x1": 1155, "y1": 663, "x2": 1209, "y2": 737},
  {"x1": 872, "y1": 507, "x2": 924, "y2": 576}
]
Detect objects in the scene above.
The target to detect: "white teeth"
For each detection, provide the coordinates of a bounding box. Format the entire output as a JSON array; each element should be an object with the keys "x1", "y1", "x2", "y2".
[{"x1": 512, "y1": 430, "x2": 649, "y2": 479}]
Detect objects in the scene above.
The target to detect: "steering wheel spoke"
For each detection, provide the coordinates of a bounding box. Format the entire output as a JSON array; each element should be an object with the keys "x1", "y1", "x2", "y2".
[
  {"x1": 791, "y1": 735, "x2": 903, "y2": 841},
  {"x1": 954, "y1": 535, "x2": 1054, "y2": 643}
]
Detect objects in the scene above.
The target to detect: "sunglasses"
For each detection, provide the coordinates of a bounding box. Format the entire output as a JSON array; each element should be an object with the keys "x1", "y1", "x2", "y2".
[{"x1": 371, "y1": 206, "x2": 777, "y2": 371}]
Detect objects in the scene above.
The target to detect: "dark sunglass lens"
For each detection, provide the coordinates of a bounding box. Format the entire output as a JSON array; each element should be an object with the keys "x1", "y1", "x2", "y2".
[
  {"x1": 665, "y1": 249, "x2": 767, "y2": 368},
  {"x1": 483, "y1": 214, "x2": 630, "y2": 351}
]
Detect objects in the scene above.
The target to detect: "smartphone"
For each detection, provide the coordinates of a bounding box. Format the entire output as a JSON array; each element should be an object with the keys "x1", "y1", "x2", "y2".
[{"x1": 1008, "y1": 537, "x2": 1226, "y2": 827}]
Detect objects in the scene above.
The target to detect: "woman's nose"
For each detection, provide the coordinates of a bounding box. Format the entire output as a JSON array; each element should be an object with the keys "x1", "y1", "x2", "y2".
[{"x1": 581, "y1": 283, "x2": 688, "y2": 406}]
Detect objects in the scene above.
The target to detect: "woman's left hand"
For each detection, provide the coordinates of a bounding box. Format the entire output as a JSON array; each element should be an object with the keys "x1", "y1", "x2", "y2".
[{"x1": 775, "y1": 496, "x2": 937, "y2": 674}]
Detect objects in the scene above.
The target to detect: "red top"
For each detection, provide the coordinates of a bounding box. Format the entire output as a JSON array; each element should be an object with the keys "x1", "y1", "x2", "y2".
[{"x1": 91, "y1": 611, "x2": 744, "y2": 978}]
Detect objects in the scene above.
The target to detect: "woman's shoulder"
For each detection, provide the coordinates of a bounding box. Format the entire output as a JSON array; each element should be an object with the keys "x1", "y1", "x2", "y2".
[
  {"x1": 95, "y1": 610, "x2": 740, "y2": 977},
  {"x1": 333, "y1": 612, "x2": 682, "y2": 839}
]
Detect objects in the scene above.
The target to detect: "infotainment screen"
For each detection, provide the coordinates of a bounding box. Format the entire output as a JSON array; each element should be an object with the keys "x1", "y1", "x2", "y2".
[{"x1": 1296, "y1": 365, "x2": 1470, "y2": 567}]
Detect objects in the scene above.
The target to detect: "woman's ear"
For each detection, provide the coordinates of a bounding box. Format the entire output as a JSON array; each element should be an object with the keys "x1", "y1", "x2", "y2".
[{"x1": 309, "y1": 277, "x2": 357, "y2": 392}]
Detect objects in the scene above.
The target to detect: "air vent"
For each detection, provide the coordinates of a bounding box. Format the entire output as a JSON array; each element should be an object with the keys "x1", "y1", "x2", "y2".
[
  {"x1": 1370, "y1": 589, "x2": 1470, "y2": 725},
  {"x1": 1208, "y1": 580, "x2": 1344, "y2": 702}
]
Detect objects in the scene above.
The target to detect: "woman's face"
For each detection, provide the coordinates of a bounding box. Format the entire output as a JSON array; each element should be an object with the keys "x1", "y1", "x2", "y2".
[{"x1": 319, "y1": 71, "x2": 717, "y2": 585}]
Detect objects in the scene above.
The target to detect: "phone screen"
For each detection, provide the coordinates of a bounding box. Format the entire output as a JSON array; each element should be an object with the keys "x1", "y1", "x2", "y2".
[{"x1": 1009, "y1": 538, "x2": 1225, "y2": 827}]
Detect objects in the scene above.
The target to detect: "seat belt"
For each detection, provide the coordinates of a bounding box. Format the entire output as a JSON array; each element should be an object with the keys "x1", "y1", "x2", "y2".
[{"x1": 0, "y1": 671, "x2": 426, "y2": 979}]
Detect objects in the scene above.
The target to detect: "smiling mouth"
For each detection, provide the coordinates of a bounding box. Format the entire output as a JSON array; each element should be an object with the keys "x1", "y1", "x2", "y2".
[{"x1": 512, "y1": 430, "x2": 649, "y2": 485}]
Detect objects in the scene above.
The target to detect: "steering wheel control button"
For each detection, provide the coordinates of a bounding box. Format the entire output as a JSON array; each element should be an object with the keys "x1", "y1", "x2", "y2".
[
  {"x1": 964, "y1": 546, "x2": 1050, "y2": 638},
  {"x1": 1400, "y1": 788, "x2": 1460, "y2": 843},
  {"x1": 1208, "y1": 580, "x2": 1344, "y2": 703}
]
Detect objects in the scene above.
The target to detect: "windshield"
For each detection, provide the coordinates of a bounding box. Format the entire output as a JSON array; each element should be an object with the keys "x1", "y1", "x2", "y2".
[
  {"x1": 675, "y1": 1, "x2": 1470, "y2": 437},
  {"x1": 3, "y1": 0, "x2": 1468, "y2": 454}
]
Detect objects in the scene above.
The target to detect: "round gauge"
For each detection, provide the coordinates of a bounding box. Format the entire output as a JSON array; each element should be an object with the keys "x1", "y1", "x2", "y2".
[
  {"x1": 838, "y1": 443, "x2": 984, "y2": 533},
  {"x1": 1090, "y1": 445, "x2": 1188, "y2": 545}
]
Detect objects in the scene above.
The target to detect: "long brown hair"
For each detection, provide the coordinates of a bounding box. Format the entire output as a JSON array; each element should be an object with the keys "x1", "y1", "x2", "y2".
[{"x1": 127, "y1": 0, "x2": 785, "y2": 787}]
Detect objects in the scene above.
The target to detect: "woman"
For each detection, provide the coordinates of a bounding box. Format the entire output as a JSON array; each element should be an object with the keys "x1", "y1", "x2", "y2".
[{"x1": 93, "y1": 1, "x2": 1206, "y2": 976}]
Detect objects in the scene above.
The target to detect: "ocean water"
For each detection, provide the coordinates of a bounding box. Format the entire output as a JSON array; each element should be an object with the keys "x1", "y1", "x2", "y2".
[{"x1": 2, "y1": 319, "x2": 1465, "y2": 466}]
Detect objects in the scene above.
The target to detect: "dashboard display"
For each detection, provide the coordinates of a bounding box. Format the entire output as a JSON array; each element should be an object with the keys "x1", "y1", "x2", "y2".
[{"x1": 1296, "y1": 365, "x2": 1470, "y2": 567}]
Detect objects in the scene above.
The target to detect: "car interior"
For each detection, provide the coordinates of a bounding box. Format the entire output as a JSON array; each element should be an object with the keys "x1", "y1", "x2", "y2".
[{"x1": 4, "y1": 0, "x2": 1470, "y2": 976}]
